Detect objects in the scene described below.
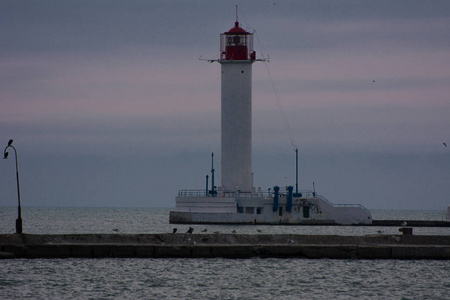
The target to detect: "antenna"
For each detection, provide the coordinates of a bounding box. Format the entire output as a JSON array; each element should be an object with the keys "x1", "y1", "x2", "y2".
[
  {"x1": 295, "y1": 147, "x2": 298, "y2": 195},
  {"x1": 236, "y1": 5, "x2": 238, "y2": 22}
]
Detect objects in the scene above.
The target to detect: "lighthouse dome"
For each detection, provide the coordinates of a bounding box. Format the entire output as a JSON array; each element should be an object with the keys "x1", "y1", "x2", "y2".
[
  {"x1": 220, "y1": 20, "x2": 255, "y2": 61},
  {"x1": 226, "y1": 21, "x2": 248, "y2": 34}
]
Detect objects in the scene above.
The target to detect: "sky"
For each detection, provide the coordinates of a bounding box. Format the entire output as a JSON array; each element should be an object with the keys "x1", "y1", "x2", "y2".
[{"x1": 1, "y1": 0, "x2": 449, "y2": 210}]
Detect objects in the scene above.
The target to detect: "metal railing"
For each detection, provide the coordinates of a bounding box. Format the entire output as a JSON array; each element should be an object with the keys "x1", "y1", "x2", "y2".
[
  {"x1": 178, "y1": 190, "x2": 208, "y2": 197},
  {"x1": 316, "y1": 194, "x2": 372, "y2": 214},
  {"x1": 178, "y1": 189, "x2": 316, "y2": 198}
]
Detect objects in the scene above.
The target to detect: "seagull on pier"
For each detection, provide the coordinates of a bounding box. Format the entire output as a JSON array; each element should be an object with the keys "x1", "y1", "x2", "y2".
[
  {"x1": 113, "y1": 228, "x2": 119, "y2": 233},
  {"x1": 187, "y1": 227, "x2": 194, "y2": 234},
  {"x1": 376, "y1": 230, "x2": 383, "y2": 234},
  {"x1": 232, "y1": 230, "x2": 237, "y2": 234},
  {"x1": 201, "y1": 228, "x2": 208, "y2": 232},
  {"x1": 401, "y1": 221, "x2": 407, "y2": 227},
  {"x1": 257, "y1": 229, "x2": 262, "y2": 233},
  {"x1": 172, "y1": 228, "x2": 177, "y2": 233}
]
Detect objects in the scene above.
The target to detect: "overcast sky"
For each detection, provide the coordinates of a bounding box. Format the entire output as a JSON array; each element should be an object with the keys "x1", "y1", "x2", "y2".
[{"x1": 1, "y1": 0, "x2": 449, "y2": 211}]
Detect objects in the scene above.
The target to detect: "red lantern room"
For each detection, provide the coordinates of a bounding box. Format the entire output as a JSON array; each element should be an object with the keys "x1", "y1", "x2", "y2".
[{"x1": 220, "y1": 21, "x2": 256, "y2": 61}]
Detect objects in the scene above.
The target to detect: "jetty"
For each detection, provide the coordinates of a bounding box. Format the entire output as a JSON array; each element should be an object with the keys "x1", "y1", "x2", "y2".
[
  {"x1": 372, "y1": 220, "x2": 450, "y2": 227},
  {"x1": 1, "y1": 233, "x2": 449, "y2": 260}
]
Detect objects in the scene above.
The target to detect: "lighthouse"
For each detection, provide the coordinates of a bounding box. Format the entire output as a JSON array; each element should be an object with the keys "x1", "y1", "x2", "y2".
[
  {"x1": 219, "y1": 20, "x2": 256, "y2": 193},
  {"x1": 170, "y1": 15, "x2": 373, "y2": 226}
]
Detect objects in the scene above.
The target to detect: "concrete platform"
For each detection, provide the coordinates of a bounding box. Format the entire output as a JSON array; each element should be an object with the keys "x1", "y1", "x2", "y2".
[{"x1": 1, "y1": 233, "x2": 449, "y2": 259}]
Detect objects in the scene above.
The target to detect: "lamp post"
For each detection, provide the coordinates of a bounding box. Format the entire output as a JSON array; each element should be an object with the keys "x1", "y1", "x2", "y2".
[{"x1": 3, "y1": 139, "x2": 23, "y2": 234}]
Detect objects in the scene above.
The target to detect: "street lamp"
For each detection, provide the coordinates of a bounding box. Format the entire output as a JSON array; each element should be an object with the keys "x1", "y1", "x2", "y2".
[{"x1": 3, "y1": 139, "x2": 23, "y2": 234}]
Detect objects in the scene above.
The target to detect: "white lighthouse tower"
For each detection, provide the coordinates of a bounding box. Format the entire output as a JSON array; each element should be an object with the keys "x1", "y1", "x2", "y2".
[{"x1": 219, "y1": 19, "x2": 256, "y2": 193}]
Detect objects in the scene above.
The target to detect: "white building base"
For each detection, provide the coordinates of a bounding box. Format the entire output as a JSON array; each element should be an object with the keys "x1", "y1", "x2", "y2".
[{"x1": 170, "y1": 192, "x2": 372, "y2": 225}]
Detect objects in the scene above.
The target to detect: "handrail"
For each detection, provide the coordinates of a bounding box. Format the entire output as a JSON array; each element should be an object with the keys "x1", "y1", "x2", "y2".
[
  {"x1": 316, "y1": 195, "x2": 372, "y2": 214},
  {"x1": 178, "y1": 190, "x2": 208, "y2": 197},
  {"x1": 179, "y1": 189, "x2": 315, "y2": 198}
]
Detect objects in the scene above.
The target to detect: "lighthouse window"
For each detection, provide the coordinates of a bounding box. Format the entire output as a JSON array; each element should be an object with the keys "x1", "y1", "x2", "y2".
[
  {"x1": 226, "y1": 35, "x2": 247, "y2": 46},
  {"x1": 245, "y1": 207, "x2": 254, "y2": 214},
  {"x1": 256, "y1": 207, "x2": 262, "y2": 215}
]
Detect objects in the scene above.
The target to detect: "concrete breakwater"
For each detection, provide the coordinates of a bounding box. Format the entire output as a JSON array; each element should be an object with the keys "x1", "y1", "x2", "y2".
[
  {"x1": 1, "y1": 233, "x2": 449, "y2": 260},
  {"x1": 372, "y1": 220, "x2": 450, "y2": 227}
]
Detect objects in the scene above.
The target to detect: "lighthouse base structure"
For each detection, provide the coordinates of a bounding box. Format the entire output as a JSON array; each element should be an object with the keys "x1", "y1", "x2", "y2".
[{"x1": 170, "y1": 190, "x2": 372, "y2": 225}]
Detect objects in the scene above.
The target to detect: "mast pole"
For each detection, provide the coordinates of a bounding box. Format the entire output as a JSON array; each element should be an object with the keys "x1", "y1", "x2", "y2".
[
  {"x1": 211, "y1": 152, "x2": 216, "y2": 196},
  {"x1": 295, "y1": 147, "x2": 298, "y2": 195}
]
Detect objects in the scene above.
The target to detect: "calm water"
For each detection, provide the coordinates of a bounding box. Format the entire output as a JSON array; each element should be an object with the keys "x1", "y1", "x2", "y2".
[
  {"x1": 1, "y1": 207, "x2": 449, "y2": 299},
  {"x1": 0, "y1": 207, "x2": 449, "y2": 236}
]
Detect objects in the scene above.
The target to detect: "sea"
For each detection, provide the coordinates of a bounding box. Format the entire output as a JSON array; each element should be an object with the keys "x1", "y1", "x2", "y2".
[{"x1": 1, "y1": 207, "x2": 449, "y2": 299}]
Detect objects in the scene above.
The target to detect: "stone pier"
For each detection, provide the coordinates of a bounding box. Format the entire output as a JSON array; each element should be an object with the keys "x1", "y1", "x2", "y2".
[{"x1": 1, "y1": 234, "x2": 449, "y2": 259}]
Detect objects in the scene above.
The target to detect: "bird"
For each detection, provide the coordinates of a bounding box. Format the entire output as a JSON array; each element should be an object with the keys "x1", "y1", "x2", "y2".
[
  {"x1": 201, "y1": 228, "x2": 207, "y2": 233},
  {"x1": 288, "y1": 240, "x2": 295, "y2": 243},
  {"x1": 443, "y1": 142, "x2": 447, "y2": 147},
  {"x1": 401, "y1": 221, "x2": 407, "y2": 227},
  {"x1": 187, "y1": 227, "x2": 194, "y2": 234},
  {"x1": 257, "y1": 229, "x2": 262, "y2": 233},
  {"x1": 113, "y1": 228, "x2": 119, "y2": 233},
  {"x1": 372, "y1": 80, "x2": 376, "y2": 83},
  {"x1": 376, "y1": 230, "x2": 383, "y2": 234},
  {"x1": 172, "y1": 228, "x2": 177, "y2": 233},
  {"x1": 231, "y1": 230, "x2": 237, "y2": 234},
  {"x1": 8, "y1": 139, "x2": 13, "y2": 146}
]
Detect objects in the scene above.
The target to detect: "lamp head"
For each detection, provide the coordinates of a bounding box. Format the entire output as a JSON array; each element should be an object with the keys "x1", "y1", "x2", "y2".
[{"x1": 3, "y1": 152, "x2": 9, "y2": 159}]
